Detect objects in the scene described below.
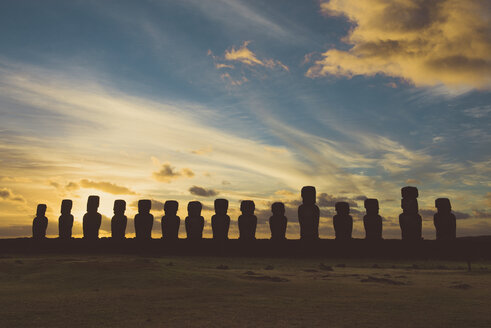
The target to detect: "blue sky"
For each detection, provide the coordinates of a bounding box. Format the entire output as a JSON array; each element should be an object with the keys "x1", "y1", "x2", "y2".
[{"x1": 0, "y1": 0, "x2": 490, "y2": 239}]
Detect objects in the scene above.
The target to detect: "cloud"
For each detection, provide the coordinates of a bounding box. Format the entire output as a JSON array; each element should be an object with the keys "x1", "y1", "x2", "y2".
[
  {"x1": 274, "y1": 190, "x2": 295, "y2": 197},
  {"x1": 307, "y1": 0, "x2": 491, "y2": 90},
  {"x1": 486, "y1": 192, "x2": 491, "y2": 207},
  {"x1": 66, "y1": 182, "x2": 80, "y2": 191},
  {"x1": 50, "y1": 179, "x2": 136, "y2": 195},
  {"x1": 130, "y1": 199, "x2": 165, "y2": 212},
  {"x1": 191, "y1": 145, "x2": 213, "y2": 155},
  {"x1": 0, "y1": 187, "x2": 25, "y2": 203},
  {"x1": 189, "y1": 186, "x2": 219, "y2": 197},
  {"x1": 152, "y1": 163, "x2": 195, "y2": 183},
  {"x1": 405, "y1": 179, "x2": 421, "y2": 185},
  {"x1": 0, "y1": 176, "x2": 31, "y2": 183},
  {"x1": 317, "y1": 193, "x2": 358, "y2": 208},
  {"x1": 471, "y1": 210, "x2": 491, "y2": 220},
  {"x1": 79, "y1": 179, "x2": 137, "y2": 195},
  {"x1": 224, "y1": 41, "x2": 289, "y2": 70},
  {"x1": 209, "y1": 41, "x2": 288, "y2": 85},
  {"x1": 464, "y1": 105, "x2": 491, "y2": 119}
]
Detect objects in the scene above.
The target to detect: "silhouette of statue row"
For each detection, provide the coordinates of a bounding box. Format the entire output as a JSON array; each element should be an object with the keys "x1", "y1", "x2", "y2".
[{"x1": 32, "y1": 186, "x2": 457, "y2": 241}]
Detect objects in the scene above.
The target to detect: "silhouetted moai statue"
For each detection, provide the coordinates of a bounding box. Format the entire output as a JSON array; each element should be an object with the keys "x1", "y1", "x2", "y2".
[
  {"x1": 333, "y1": 202, "x2": 353, "y2": 240},
  {"x1": 161, "y1": 200, "x2": 180, "y2": 240},
  {"x1": 238, "y1": 200, "x2": 257, "y2": 240},
  {"x1": 269, "y1": 202, "x2": 287, "y2": 241},
  {"x1": 58, "y1": 199, "x2": 73, "y2": 239},
  {"x1": 399, "y1": 186, "x2": 422, "y2": 240},
  {"x1": 212, "y1": 199, "x2": 230, "y2": 240},
  {"x1": 111, "y1": 200, "x2": 127, "y2": 239},
  {"x1": 32, "y1": 204, "x2": 48, "y2": 239},
  {"x1": 298, "y1": 186, "x2": 319, "y2": 240},
  {"x1": 83, "y1": 196, "x2": 102, "y2": 240},
  {"x1": 134, "y1": 199, "x2": 153, "y2": 240},
  {"x1": 185, "y1": 201, "x2": 204, "y2": 240},
  {"x1": 434, "y1": 198, "x2": 456, "y2": 240},
  {"x1": 363, "y1": 198, "x2": 382, "y2": 240}
]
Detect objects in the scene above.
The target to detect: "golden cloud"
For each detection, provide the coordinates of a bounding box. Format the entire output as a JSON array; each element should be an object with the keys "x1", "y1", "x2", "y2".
[
  {"x1": 79, "y1": 179, "x2": 137, "y2": 195},
  {"x1": 307, "y1": 0, "x2": 491, "y2": 90},
  {"x1": 152, "y1": 163, "x2": 195, "y2": 183},
  {"x1": 224, "y1": 41, "x2": 288, "y2": 70},
  {"x1": 0, "y1": 187, "x2": 25, "y2": 203},
  {"x1": 209, "y1": 42, "x2": 288, "y2": 86},
  {"x1": 50, "y1": 179, "x2": 136, "y2": 195}
]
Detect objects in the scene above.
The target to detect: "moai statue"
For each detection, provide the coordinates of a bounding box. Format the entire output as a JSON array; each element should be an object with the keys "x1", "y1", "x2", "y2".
[
  {"x1": 32, "y1": 204, "x2": 48, "y2": 239},
  {"x1": 111, "y1": 200, "x2": 127, "y2": 239},
  {"x1": 212, "y1": 199, "x2": 230, "y2": 240},
  {"x1": 58, "y1": 199, "x2": 73, "y2": 239},
  {"x1": 185, "y1": 201, "x2": 204, "y2": 240},
  {"x1": 333, "y1": 202, "x2": 353, "y2": 240},
  {"x1": 269, "y1": 202, "x2": 287, "y2": 241},
  {"x1": 161, "y1": 200, "x2": 180, "y2": 240},
  {"x1": 134, "y1": 199, "x2": 153, "y2": 240},
  {"x1": 434, "y1": 198, "x2": 456, "y2": 240},
  {"x1": 399, "y1": 186, "x2": 422, "y2": 240},
  {"x1": 238, "y1": 200, "x2": 257, "y2": 241},
  {"x1": 298, "y1": 186, "x2": 319, "y2": 240},
  {"x1": 363, "y1": 198, "x2": 382, "y2": 240},
  {"x1": 83, "y1": 196, "x2": 102, "y2": 240}
]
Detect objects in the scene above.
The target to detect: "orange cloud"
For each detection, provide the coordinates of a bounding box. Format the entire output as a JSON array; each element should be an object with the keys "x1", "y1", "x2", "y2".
[{"x1": 307, "y1": 0, "x2": 491, "y2": 90}]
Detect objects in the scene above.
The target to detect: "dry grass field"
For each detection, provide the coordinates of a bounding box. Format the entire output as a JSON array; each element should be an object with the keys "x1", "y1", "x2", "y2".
[{"x1": 0, "y1": 255, "x2": 490, "y2": 327}]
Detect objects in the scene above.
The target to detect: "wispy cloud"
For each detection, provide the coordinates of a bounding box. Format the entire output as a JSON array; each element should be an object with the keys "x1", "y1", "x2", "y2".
[
  {"x1": 209, "y1": 41, "x2": 288, "y2": 85},
  {"x1": 224, "y1": 41, "x2": 288, "y2": 71}
]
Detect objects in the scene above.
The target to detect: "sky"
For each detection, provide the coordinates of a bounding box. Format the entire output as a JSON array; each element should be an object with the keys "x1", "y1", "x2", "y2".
[{"x1": 0, "y1": 0, "x2": 490, "y2": 239}]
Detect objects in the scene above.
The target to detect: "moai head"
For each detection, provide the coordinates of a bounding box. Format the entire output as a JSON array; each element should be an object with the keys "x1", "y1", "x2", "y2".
[
  {"x1": 301, "y1": 186, "x2": 316, "y2": 205},
  {"x1": 240, "y1": 200, "x2": 255, "y2": 215},
  {"x1": 61, "y1": 199, "x2": 72, "y2": 215},
  {"x1": 188, "y1": 201, "x2": 202, "y2": 217},
  {"x1": 87, "y1": 195, "x2": 100, "y2": 213},
  {"x1": 271, "y1": 202, "x2": 285, "y2": 216},
  {"x1": 401, "y1": 186, "x2": 419, "y2": 199},
  {"x1": 138, "y1": 199, "x2": 151, "y2": 214},
  {"x1": 364, "y1": 198, "x2": 379, "y2": 215},
  {"x1": 214, "y1": 199, "x2": 228, "y2": 215},
  {"x1": 401, "y1": 197, "x2": 418, "y2": 214},
  {"x1": 164, "y1": 200, "x2": 178, "y2": 216},
  {"x1": 435, "y1": 198, "x2": 451, "y2": 212},
  {"x1": 36, "y1": 204, "x2": 47, "y2": 216},
  {"x1": 335, "y1": 202, "x2": 350, "y2": 215},
  {"x1": 113, "y1": 200, "x2": 126, "y2": 215}
]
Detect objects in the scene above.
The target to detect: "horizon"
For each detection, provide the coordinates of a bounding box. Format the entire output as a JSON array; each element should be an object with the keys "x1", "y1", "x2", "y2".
[{"x1": 0, "y1": 0, "x2": 490, "y2": 240}]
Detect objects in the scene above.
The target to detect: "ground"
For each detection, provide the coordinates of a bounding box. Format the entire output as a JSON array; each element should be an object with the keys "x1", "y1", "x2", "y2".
[{"x1": 0, "y1": 255, "x2": 490, "y2": 327}]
